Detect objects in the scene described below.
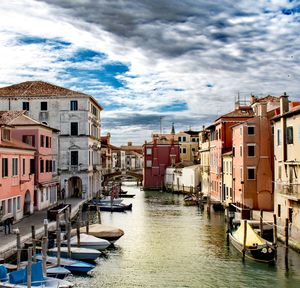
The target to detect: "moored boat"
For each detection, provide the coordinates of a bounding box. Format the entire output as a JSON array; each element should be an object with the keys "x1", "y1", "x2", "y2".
[
  {"x1": 35, "y1": 254, "x2": 95, "y2": 274},
  {"x1": 48, "y1": 247, "x2": 101, "y2": 261},
  {"x1": 46, "y1": 266, "x2": 71, "y2": 279},
  {"x1": 71, "y1": 224, "x2": 124, "y2": 243},
  {"x1": 62, "y1": 233, "x2": 111, "y2": 251},
  {"x1": 229, "y1": 220, "x2": 275, "y2": 262}
]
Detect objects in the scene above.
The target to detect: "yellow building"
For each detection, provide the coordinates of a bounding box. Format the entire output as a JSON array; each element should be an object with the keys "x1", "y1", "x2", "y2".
[
  {"x1": 175, "y1": 130, "x2": 200, "y2": 163},
  {"x1": 222, "y1": 151, "x2": 233, "y2": 204},
  {"x1": 273, "y1": 95, "x2": 300, "y2": 248}
]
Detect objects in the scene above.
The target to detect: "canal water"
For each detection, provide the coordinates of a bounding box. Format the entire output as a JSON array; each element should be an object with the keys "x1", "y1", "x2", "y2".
[{"x1": 71, "y1": 182, "x2": 300, "y2": 288}]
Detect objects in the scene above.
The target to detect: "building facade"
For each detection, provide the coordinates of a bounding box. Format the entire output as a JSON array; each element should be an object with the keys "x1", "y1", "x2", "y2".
[
  {"x1": 143, "y1": 138, "x2": 180, "y2": 189},
  {"x1": 273, "y1": 95, "x2": 300, "y2": 244},
  {"x1": 0, "y1": 81, "x2": 103, "y2": 199},
  {"x1": 0, "y1": 111, "x2": 35, "y2": 221},
  {"x1": 175, "y1": 130, "x2": 199, "y2": 163}
]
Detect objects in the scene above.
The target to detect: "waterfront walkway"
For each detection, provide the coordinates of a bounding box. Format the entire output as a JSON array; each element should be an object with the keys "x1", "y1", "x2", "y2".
[{"x1": 0, "y1": 198, "x2": 86, "y2": 260}]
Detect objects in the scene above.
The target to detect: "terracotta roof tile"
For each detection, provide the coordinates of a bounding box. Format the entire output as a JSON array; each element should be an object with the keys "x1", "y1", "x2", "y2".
[
  {"x1": 0, "y1": 111, "x2": 25, "y2": 125},
  {"x1": 0, "y1": 81, "x2": 88, "y2": 97}
]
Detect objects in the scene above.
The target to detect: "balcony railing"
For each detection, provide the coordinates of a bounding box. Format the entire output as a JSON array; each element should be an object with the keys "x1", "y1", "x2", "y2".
[{"x1": 279, "y1": 183, "x2": 300, "y2": 200}]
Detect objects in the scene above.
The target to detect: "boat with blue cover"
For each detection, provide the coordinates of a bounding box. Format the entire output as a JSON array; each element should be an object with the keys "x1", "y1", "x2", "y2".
[
  {"x1": 0, "y1": 262, "x2": 73, "y2": 287},
  {"x1": 35, "y1": 254, "x2": 95, "y2": 274}
]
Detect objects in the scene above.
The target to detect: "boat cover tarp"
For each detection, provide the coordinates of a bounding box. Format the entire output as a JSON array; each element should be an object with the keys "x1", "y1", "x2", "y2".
[
  {"x1": 71, "y1": 224, "x2": 124, "y2": 238},
  {"x1": 233, "y1": 220, "x2": 266, "y2": 247},
  {"x1": 0, "y1": 265, "x2": 8, "y2": 281}
]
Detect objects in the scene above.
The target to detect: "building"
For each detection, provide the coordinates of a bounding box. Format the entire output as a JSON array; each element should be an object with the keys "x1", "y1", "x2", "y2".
[
  {"x1": 199, "y1": 127, "x2": 212, "y2": 197},
  {"x1": 0, "y1": 81, "x2": 103, "y2": 199},
  {"x1": 120, "y1": 142, "x2": 143, "y2": 171},
  {"x1": 273, "y1": 94, "x2": 300, "y2": 245},
  {"x1": 222, "y1": 151, "x2": 232, "y2": 204},
  {"x1": 101, "y1": 133, "x2": 112, "y2": 174},
  {"x1": 232, "y1": 97, "x2": 280, "y2": 210},
  {"x1": 209, "y1": 102, "x2": 254, "y2": 203},
  {"x1": 175, "y1": 130, "x2": 200, "y2": 164},
  {"x1": 8, "y1": 111, "x2": 60, "y2": 210},
  {"x1": 0, "y1": 111, "x2": 35, "y2": 221},
  {"x1": 165, "y1": 164, "x2": 201, "y2": 193},
  {"x1": 143, "y1": 137, "x2": 180, "y2": 189}
]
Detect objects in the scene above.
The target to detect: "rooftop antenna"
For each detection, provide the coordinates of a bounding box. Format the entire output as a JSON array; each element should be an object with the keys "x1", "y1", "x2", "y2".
[{"x1": 159, "y1": 116, "x2": 165, "y2": 134}]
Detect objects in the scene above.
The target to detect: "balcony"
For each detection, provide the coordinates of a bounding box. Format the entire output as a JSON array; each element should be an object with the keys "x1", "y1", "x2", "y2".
[{"x1": 279, "y1": 183, "x2": 300, "y2": 200}]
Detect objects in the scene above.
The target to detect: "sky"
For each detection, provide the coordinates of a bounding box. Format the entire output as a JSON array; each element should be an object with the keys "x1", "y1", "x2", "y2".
[{"x1": 0, "y1": 0, "x2": 299, "y2": 145}]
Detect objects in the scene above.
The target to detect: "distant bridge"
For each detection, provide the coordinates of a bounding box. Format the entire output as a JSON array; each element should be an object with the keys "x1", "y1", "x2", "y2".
[{"x1": 103, "y1": 169, "x2": 143, "y2": 185}]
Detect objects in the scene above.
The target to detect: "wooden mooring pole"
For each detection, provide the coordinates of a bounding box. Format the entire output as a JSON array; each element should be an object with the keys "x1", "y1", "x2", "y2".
[
  {"x1": 27, "y1": 247, "x2": 32, "y2": 288},
  {"x1": 86, "y1": 205, "x2": 90, "y2": 235},
  {"x1": 56, "y1": 225, "x2": 61, "y2": 267},
  {"x1": 16, "y1": 229, "x2": 21, "y2": 269},
  {"x1": 31, "y1": 225, "x2": 36, "y2": 261},
  {"x1": 285, "y1": 218, "x2": 289, "y2": 259},
  {"x1": 96, "y1": 191, "x2": 102, "y2": 224},
  {"x1": 242, "y1": 220, "x2": 247, "y2": 262},
  {"x1": 42, "y1": 237, "x2": 47, "y2": 276},
  {"x1": 260, "y1": 210, "x2": 263, "y2": 237}
]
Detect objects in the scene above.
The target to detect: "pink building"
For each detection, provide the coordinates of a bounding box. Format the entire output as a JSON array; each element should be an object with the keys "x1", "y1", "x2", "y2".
[
  {"x1": 0, "y1": 111, "x2": 35, "y2": 221},
  {"x1": 8, "y1": 111, "x2": 59, "y2": 211},
  {"x1": 209, "y1": 104, "x2": 254, "y2": 202},
  {"x1": 232, "y1": 97, "x2": 280, "y2": 210},
  {"x1": 143, "y1": 137, "x2": 180, "y2": 189}
]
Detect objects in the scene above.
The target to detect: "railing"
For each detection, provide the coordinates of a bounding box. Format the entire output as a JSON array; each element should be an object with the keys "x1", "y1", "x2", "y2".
[{"x1": 279, "y1": 183, "x2": 300, "y2": 200}]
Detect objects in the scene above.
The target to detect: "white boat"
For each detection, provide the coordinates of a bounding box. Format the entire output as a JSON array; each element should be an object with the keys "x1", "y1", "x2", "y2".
[
  {"x1": 48, "y1": 246, "x2": 101, "y2": 261},
  {"x1": 62, "y1": 233, "x2": 110, "y2": 251},
  {"x1": 93, "y1": 196, "x2": 123, "y2": 205}
]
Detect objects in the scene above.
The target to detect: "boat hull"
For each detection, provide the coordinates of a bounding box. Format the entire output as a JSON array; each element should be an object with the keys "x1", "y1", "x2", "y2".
[
  {"x1": 229, "y1": 233, "x2": 275, "y2": 262},
  {"x1": 48, "y1": 247, "x2": 101, "y2": 261}
]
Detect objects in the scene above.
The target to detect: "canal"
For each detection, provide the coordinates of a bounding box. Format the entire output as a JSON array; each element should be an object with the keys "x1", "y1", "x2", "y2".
[{"x1": 72, "y1": 182, "x2": 300, "y2": 287}]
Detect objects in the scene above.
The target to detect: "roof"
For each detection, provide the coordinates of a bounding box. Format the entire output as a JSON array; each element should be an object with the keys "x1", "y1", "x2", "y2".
[
  {"x1": 219, "y1": 106, "x2": 254, "y2": 119},
  {"x1": 183, "y1": 130, "x2": 200, "y2": 136},
  {"x1": 272, "y1": 104, "x2": 300, "y2": 121},
  {"x1": 0, "y1": 138, "x2": 36, "y2": 151},
  {"x1": 251, "y1": 95, "x2": 280, "y2": 104},
  {"x1": 0, "y1": 111, "x2": 25, "y2": 125},
  {"x1": 0, "y1": 81, "x2": 103, "y2": 110}
]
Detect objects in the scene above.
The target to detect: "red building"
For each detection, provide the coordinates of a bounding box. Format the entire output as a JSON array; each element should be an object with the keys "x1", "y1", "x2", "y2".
[
  {"x1": 143, "y1": 137, "x2": 180, "y2": 189},
  {"x1": 209, "y1": 103, "x2": 254, "y2": 202}
]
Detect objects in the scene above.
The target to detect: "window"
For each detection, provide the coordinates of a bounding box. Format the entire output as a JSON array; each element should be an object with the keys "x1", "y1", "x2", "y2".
[
  {"x1": 52, "y1": 160, "x2": 56, "y2": 173},
  {"x1": 40, "y1": 135, "x2": 44, "y2": 147},
  {"x1": 240, "y1": 167, "x2": 243, "y2": 180},
  {"x1": 289, "y1": 207, "x2": 293, "y2": 223},
  {"x1": 286, "y1": 126, "x2": 293, "y2": 144},
  {"x1": 247, "y1": 167, "x2": 256, "y2": 180},
  {"x1": 240, "y1": 145, "x2": 243, "y2": 157},
  {"x1": 277, "y1": 129, "x2": 281, "y2": 145},
  {"x1": 2, "y1": 158, "x2": 8, "y2": 177},
  {"x1": 22, "y1": 135, "x2": 35, "y2": 146},
  {"x1": 22, "y1": 159, "x2": 26, "y2": 175},
  {"x1": 183, "y1": 148, "x2": 186, "y2": 154},
  {"x1": 178, "y1": 137, "x2": 181, "y2": 142},
  {"x1": 278, "y1": 204, "x2": 281, "y2": 218},
  {"x1": 146, "y1": 148, "x2": 152, "y2": 155},
  {"x1": 71, "y1": 151, "x2": 79, "y2": 165},
  {"x1": 17, "y1": 197, "x2": 21, "y2": 210},
  {"x1": 71, "y1": 122, "x2": 78, "y2": 136},
  {"x1": 192, "y1": 138, "x2": 196, "y2": 142},
  {"x1": 146, "y1": 160, "x2": 152, "y2": 167},
  {"x1": 40, "y1": 102, "x2": 48, "y2": 111},
  {"x1": 278, "y1": 165, "x2": 282, "y2": 179},
  {"x1": 183, "y1": 136, "x2": 186, "y2": 142},
  {"x1": 45, "y1": 136, "x2": 49, "y2": 148},
  {"x1": 40, "y1": 159, "x2": 44, "y2": 173},
  {"x1": 30, "y1": 159, "x2": 35, "y2": 174},
  {"x1": 23, "y1": 102, "x2": 29, "y2": 111},
  {"x1": 8, "y1": 199, "x2": 12, "y2": 213},
  {"x1": 232, "y1": 146, "x2": 235, "y2": 157},
  {"x1": 247, "y1": 144, "x2": 255, "y2": 157},
  {"x1": 70, "y1": 100, "x2": 78, "y2": 111},
  {"x1": 12, "y1": 158, "x2": 18, "y2": 176},
  {"x1": 91, "y1": 104, "x2": 97, "y2": 116},
  {"x1": 248, "y1": 126, "x2": 255, "y2": 135},
  {"x1": 2, "y1": 129, "x2": 10, "y2": 141}
]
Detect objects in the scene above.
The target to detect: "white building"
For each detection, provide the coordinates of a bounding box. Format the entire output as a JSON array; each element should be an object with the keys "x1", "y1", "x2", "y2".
[
  {"x1": 165, "y1": 164, "x2": 201, "y2": 193},
  {"x1": 0, "y1": 81, "x2": 103, "y2": 200}
]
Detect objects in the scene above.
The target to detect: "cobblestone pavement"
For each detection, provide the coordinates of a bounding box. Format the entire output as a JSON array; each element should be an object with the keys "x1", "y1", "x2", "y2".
[{"x1": 0, "y1": 198, "x2": 86, "y2": 260}]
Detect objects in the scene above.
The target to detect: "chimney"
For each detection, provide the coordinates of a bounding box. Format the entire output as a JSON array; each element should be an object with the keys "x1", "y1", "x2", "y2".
[
  {"x1": 257, "y1": 102, "x2": 267, "y2": 117},
  {"x1": 280, "y1": 92, "x2": 289, "y2": 115},
  {"x1": 128, "y1": 141, "x2": 132, "y2": 146}
]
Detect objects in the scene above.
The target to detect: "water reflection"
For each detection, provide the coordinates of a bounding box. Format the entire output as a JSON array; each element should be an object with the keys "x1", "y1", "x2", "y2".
[{"x1": 71, "y1": 182, "x2": 300, "y2": 288}]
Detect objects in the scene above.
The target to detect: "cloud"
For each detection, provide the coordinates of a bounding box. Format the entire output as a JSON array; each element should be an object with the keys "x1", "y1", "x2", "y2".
[{"x1": 0, "y1": 0, "x2": 300, "y2": 145}]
